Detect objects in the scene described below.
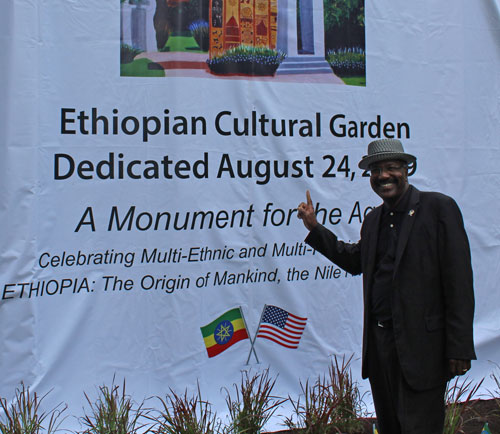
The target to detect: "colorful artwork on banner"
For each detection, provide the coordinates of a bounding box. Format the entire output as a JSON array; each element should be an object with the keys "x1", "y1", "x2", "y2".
[
  {"x1": 209, "y1": 0, "x2": 277, "y2": 55},
  {"x1": 119, "y1": 0, "x2": 365, "y2": 83}
]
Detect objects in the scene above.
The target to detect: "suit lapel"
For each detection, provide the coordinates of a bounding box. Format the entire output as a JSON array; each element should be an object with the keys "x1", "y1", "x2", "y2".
[
  {"x1": 363, "y1": 205, "x2": 382, "y2": 297},
  {"x1": 393, "y1": 187, "x2": 420, "y2": 274}
]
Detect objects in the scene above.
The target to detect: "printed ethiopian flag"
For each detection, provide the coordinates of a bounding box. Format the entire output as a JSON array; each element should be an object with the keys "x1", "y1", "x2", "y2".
[{"x1": 200, "y1": 307, "x2": 249, "y2": 358}]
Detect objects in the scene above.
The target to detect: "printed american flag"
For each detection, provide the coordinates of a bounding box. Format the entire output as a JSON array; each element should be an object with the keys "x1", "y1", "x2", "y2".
[{"x1": 256, "y1": 305, "x2": 307, "y2": 349}]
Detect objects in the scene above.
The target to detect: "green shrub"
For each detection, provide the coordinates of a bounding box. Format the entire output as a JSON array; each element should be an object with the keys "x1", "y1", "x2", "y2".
[
  {"x1": 0, "y1": 383, "x2": 67, "y2": 434},
  {"x1": 189, "y1": 20, "x2": 209, "y2": 51},
  {"x1": 444, "y1": 376, "x2": 483, "y2": 434},
  {"x1": 224, "y1": 369, "x2": 285, "y2": 434},
  {"x1": 79, "y1": 379, "x2": 150, "y2": 434},
  {"x1": 207, "y1": 45, "x2": 285, "y2": 75},
  {"x1": 284, "y1": 356, "x2": 366, "y2": 434},
  {"x1": 120, "y1": 44, "x2": 144, "y2": 64},
  {"x1": 209, "y1": 45, "x2": 285, "y2": 66},
  {"x1": 328, "y1": 355, "x2": 365, "y2": 433},
  {"x1": 488, "y1": 363, "x2": 500, "y2": 411},
  {"x1": 152, "y1": 385, "x2": 221, "y2": 434},
  {"x1": 326, "y1": 47, "x2": 365, "y2": 76}
]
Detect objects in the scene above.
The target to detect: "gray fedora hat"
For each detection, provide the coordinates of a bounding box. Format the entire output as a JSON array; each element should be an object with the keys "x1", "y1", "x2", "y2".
[{"x1": 358, "y1": 139, "x2": 416, "y2": 170}]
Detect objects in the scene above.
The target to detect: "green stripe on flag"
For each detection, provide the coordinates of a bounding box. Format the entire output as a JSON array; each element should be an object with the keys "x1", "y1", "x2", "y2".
[{"x1": 200, "y1": 307, "x2": 243, "y2": 337}]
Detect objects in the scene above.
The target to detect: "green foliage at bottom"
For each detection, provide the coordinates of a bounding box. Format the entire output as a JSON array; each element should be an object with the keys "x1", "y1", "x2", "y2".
[
  {"x1": 0, "y1": 383, "x2": 67, "y2": 434},
  {"x1": 327, "y1": 47, "x2": 365, "y2": 84},
  {"x1": 163, "y1": 36, "x2": 205, "y2": 53},
  {"x1": 224, "y1": 369, "x2": 285, "y2": 434},
  {"x1": 341, "y1": 76, "x2": 366, "y2": 86},
  {"x1": 444, "y1": 377, "x2": 483, "y2": 434},
  {"x1": 120, "y1": 59, "x2": 165, "y2": 77},
  {"x1": 284, "y1": 355, "x2": 367, "y2": 434},
  {"x1": 80, "y1": 379, "x2": 150, "y2": 434},
  {"x1": 153, "y1": 385, "x2": 221, "y2": 434}
]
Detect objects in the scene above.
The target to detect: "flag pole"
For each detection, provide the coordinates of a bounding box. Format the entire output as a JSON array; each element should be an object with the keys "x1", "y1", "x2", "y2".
[
  {"x1": 240, "y1": 306, "x2": 260, "y2": 364},
  {"x1": 245, "y1": 304, "x2": 266, "y2": 365}
]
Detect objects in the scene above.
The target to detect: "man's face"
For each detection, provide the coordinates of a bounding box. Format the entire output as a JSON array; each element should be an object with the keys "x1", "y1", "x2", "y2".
[{"x1": 369, "y1": 159, "x2": 409, "y2": 206}]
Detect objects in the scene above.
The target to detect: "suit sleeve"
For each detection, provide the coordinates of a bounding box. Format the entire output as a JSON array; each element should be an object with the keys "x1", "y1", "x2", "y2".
[
  {"x1": 305, "y1": 224, "x2": 363, "y2": 275},
  {"x1": 438, "y1": 196, "x2": 476, "y2": 360}
]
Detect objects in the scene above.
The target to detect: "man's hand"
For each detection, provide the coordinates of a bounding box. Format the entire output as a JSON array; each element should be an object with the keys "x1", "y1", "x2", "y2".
[
  {"x1": 297, "y1": 190, "x2": 318, "y2": 231},
  {"x1": 448, "y1": 359, "x2": 471, "y2": 378}
]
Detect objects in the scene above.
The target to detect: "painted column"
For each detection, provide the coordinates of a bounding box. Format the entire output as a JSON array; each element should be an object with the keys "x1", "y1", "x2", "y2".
[
  {"x1": 121, "y1": 2, "x2": 133, "y2": 46},
  {"x1": 144, "y1": 1, "x2": 157, "y2": 52},
  {"x1": 276, "y1": 0, "x2": 298, "y2": 56},
  {"x1": 131, "y1": 3, "x2": 147, "y2": 50},
  {"x1": 298, "y1": 0, "x2": 314, "y2": 54},
  {"x1": 276, "y1": 0, "x2": 332, "y2": 74},
  {"x1": 311, "y1": 0, "x2": 326, "y2": 56}
]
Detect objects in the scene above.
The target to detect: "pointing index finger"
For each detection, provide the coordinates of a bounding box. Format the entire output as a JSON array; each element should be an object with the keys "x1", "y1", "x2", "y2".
[{"x1": 306, "y1": 190, "x2": 312, "y2": 206}]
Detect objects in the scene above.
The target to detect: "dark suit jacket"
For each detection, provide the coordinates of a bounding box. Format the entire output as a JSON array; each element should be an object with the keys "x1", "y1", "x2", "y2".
[{"x1": 306, "y1": 186, "x2": 476, "y2": 391}]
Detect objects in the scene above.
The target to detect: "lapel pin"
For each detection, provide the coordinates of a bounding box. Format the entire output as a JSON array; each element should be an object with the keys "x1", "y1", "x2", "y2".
[{"x1": 409, "y1": 209, "x2": 415, "y2": 217}]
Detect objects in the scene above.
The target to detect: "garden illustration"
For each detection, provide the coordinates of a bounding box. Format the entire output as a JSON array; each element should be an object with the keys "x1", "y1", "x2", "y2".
[{"x1": 120, "y1": 0, "x2": 365, "y2": 84}]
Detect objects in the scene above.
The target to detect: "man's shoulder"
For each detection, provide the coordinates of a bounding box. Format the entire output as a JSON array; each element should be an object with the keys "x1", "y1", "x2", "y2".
[
  {"x1": 416, "y1": 189, "x2": 462, "y2": 214},
  {"x1": 418, "y1": 189, "x2": 458, "y2": 205}
]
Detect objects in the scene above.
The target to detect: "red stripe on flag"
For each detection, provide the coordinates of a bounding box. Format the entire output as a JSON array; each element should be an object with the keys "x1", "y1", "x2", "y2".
[
  {"x1": 257, "y1": 332, "x2": 299, "y2": 349},
  {"x1": 285, "y1": 322, "x2": 306, "y2": 331},
  {"x1": 287, "y1": 317, "x2": 307, "y2": 327},
  {"x1": 288, "y1": 313, "x2": 307, "y2": 323},
  {"x1": 257, "y1": 326, "x2": 301, "y2": 345},
  {"x1": 258, "y1": 324, "x2": 302, "y2": 341},
  {"x1": 205, "y1": 328, "x2": 248, "y2": 358}
]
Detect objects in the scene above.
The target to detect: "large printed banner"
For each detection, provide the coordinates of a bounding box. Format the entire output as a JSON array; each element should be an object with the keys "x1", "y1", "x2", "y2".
[{"x1": 1, "y1": 0, "x2": 499, "y2": 430}]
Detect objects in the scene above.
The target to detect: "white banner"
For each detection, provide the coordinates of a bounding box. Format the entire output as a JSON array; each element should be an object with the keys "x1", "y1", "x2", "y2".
[{"x1": 1, "y1": 0, "x2": 499, "y2": 430}]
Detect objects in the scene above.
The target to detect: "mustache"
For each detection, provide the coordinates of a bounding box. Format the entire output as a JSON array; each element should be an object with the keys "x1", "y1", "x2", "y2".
[{"x1": 374, "y1": 178, "x2": 397, "y2": 186}]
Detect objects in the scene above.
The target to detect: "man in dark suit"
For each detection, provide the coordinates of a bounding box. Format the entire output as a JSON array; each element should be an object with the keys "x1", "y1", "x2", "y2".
[{"x1": 297, "y1": 139, "x2": 476, "y2": 434}]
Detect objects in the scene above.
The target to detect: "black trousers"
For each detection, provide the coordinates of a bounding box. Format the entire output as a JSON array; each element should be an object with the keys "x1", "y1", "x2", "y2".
[{"x1": 368, "y1": 323, "x2": 447, "y2": 434}]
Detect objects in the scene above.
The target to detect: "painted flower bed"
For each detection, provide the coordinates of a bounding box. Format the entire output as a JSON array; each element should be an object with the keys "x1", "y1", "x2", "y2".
[
  {"x1": 207, "y1": 45, "x2": 286, "y2": 76},
  {"x1": 327, "y1": 47, "x2": 365, "y2": 76}
]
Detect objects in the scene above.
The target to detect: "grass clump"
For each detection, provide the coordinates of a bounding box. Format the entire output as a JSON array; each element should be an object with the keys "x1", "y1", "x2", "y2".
[
  {"x1": 284, "y1": 355, "x2": 366, "y2": 434},
  {"x1": 284, "y1": 375, "x2": 336, "y2": 433},
  {"x1": 79, "y1": 379, "x2": 150, "y2": 434},
  {"x1": 444, "y1": 376, "x2": 483, "y2": 434},
  {"x1": 328, "y1": 355, "x2": 365, "y2": 433},
  {"x1": 0, "y1": 382, "x2": 67, "y2": 434},
  {"x1": 224, "y1": 368, "x2": 285, "y2": 434},
  {"x1": 488, "y1": 363, "x2": 500, "y2": 401},
  {"x1": 152, "y1": 384, "x2": 221, "y2": 434}
]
